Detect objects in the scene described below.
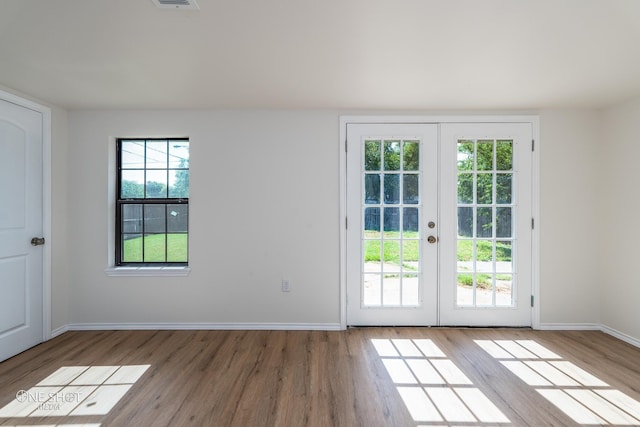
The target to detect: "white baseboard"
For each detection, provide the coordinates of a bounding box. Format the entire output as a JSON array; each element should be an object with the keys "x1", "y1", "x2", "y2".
[
  {"x1": 63, "y1": 322, "x2": 343, "y2": 332},
  {"x1": 536, "y1": 323, "x2": 601, "y2": 331},
  {"x1": 50, "y1": 324, "x2": 69, "y2": 338},
  {"x1": 48, "y1": 322, "x2": 640, "y2": 349},
  {"x1": 536, "y1": 322, "x2": 640, "y2": 349},
  {"x1": 600, "y1": 324, "x2": 640, "y2": 349}
]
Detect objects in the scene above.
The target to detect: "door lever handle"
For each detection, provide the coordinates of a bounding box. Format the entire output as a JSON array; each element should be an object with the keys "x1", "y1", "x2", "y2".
[{"x1": 31, "y1": 237, "x2": 45, "y2": 246}]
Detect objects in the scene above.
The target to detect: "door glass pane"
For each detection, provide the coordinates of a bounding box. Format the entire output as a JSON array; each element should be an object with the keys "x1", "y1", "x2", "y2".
[
  {"x1": 384, "y1": 141, "x2": 401, "y2": 170},
  {"x1": 362, "y1": 137, "x2": 422, "y2": 307},
  {"x1": 403, "y1": 174, "x2": 419, "y2": 204},
  {"x1": 457, "y1": 173, "x2": 473, "y2": 204},
  {"x1": 365, "y1": 140, "x2": 381, "y2": 171},
  {"x1": 456, "y1": 138, "x2": 515, "y2": 308},
  {"x1": 403, "y1": 141, "x2": 419, "y2": 170},
  {"x1": 384, "y1": 174, "x2": 400, "y2": 204},
  {"x1": 496, "y1": 174, "x2": 512, "y2": 204},
  {"x1": 365, "y1": 174, "x2": 381, "y2": 204},
  {"x1": 496, "y1": 140, "x2": 513, "y2": 170}
]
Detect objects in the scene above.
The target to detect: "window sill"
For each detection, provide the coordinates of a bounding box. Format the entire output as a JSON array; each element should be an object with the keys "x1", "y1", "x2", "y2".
[{"x1": 105, "y1": 266, "x2": 191, "y2": 277}]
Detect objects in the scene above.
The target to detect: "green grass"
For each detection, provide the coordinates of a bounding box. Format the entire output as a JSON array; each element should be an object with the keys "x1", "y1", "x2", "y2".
[
  {"x1": 123, "y1": 233, "x2": 188, "y2": 262},
  {"x1": 364, "y1": 231, "x2": 419, "y2": 265},
  {"x1": 457, "y1": 239, "x2": 511, "y2": 262}
]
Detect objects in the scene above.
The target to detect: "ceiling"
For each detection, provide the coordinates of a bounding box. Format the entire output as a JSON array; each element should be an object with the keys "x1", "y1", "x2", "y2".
[{"x1": 1, "y1": 0, "x2": 639, "y2": 110}]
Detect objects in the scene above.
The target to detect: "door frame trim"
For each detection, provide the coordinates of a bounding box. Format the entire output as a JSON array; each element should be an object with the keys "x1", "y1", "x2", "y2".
[
  {"x1": 339, "y1": 115, "x2": 540, "y2": 330},
  {"x1": 0, "y1": 89, "x2": 52, "y2": 341}
]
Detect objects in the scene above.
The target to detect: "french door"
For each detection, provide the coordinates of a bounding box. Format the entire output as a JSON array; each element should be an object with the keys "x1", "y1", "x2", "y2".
[
  {"x1": 346, "y1": 123, "x2": 439, "y2": 325},
  {"x1": 345, "y1": 121, "x2": 533, "y2": 327}
]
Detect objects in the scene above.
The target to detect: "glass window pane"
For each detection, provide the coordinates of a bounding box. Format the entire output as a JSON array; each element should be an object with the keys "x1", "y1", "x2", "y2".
[
  {"x1": 169, "y1": 140, "x2": 189, "y2": 169},
  {"x1": 477, "y1": 173, "x2": 493, "y2": 204},
  {"x1": 457, "y1": 140, "x2": 474, "y2": 171},
  {"x1": 384, "y1": 207, "x2": 400, "y2": 233},
  {"x1": 457, "y1": 274, "x2": 473, "y2": 306},
  {"x1": 146, "y1": 140, "x2": 168, "y2": 169},
  {"x1": 121, "y1": 170, "x2": 144, "y2": 198},
  {"x1": 364, "y1": 140, "x2": 381, "y2": 171},
  {"x1": 477, "y1": 140, "x2": 494, "y2": 171},
  {"x1": 167, "y1": 233, "x2": 188, "y2": 262},
  {"x1": 122, "y1": 235, "x2": 142, "y2": 262},
  {"x1": 146, "y1": 170, "x2": 168, "y2": 198},
  {"x1": 402, "y1": 274, "x2": 419, "y2": 306},
  {"x1": 476, "y1": 240, "x2": 494, "y2": 262},
  {"x1": 143, "y1": 234, "x2": 166, "y2": 262},
  {"x1": 169, "y1": 168, "x2": 189, "y2": 198},
  {"x1": 364, "y1": 207, "x2": 380, "y2": 233},
  {"x1": 457, "y1": 239, "x2": 473, "y2": 264},
  {"x1": 477, "y1": 207, "x2": 493, "y2": 238},
  {"x1": 365, "y1": 174, "x2": 381, "y2": 204},
  {"x1": 167, "y1": 204, "x2": 188, "y2": 233},
  {"x1": 363, "y1": 274, "x2": 382, "y2": 306},
  {"x1": 384, "y1": 174, "x2": 400, "y2": 204},
  {"x1": 496, "y1": 140, "x2": 513, "y2": 170},
  {"x1": 364, "y1": 239, "x2": 381, "y2": 264},
  {"x1": 496, "y1": 174, "x2": 512, "y2": 204},
  {"x1": 383, "y1": 275, "x2": 401, "y2": 306},
  {"x1": 403, "y1": 207, "x2": 419, "y2": 236},
  {"x1": 496, "y1": 241, "x2": 513, "y2": 268},
  {"x1": 496, "y1": 207, "x2": 512, "y2": 238},
  {"x1": 383, "y1": 140, "x2": 401, "y2": 171},
  {"x1": 403, "y1": 140, "x2": 419, "y2": 171},
  {"x1": 144, "y1": 205, "x2": 166, "y2": 233},
  {"x1": 121, "y1": 140, "x2": 145, "y2": 169},
  {"x1": 496, "y1": 274, "x2": 513, "y2": 306},
  {"x1": 383, "y1": 240, "x2": 400, "y2": 268},
  {"x1": 476, "y1": 274, "x2": 494, "y2": 306},
  {"x1": 402, "y1": 240, "x2": 419, "y2": 267},
  {"x1": 403, "y1": 174, "x2": 419, "y2": 204},
  {"x1": 122, "y1": 204, "x2": 142, "y2": 233},
  {"x1": 457, "y1": 173, "x2": 473, "y2": 204},
  {"x1": 457, "y1": 207, "x2": 473, "y2": 238}
]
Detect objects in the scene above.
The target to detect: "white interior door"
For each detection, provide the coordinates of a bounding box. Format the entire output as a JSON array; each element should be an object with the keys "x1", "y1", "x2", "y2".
[
  {"x1": 346, "y1": 123, "x2": 439, "y2": 325},
  {"x1": 0, "y1": 98, "x2": 44, "y2": 362},
  {"x1": 439, "y1": 123, "x2": 533, "y2": 326}
]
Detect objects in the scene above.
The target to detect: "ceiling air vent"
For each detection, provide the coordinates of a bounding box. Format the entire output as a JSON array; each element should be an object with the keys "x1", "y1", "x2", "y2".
[{"x1": 151, "y1": 0, "x2": 199, "y2": 10}]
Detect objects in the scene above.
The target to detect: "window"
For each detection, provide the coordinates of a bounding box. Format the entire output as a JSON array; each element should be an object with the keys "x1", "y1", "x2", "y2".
[{"x1": 116, "y1": 138, "x2": 189, "y2": 266}]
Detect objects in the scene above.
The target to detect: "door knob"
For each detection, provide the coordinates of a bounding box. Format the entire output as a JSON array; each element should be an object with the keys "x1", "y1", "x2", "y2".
[
  {"x1": 31, "y1": 237, "x2": 45, "y2": 246},
  {"x1": 427, "y1": 235, "x2": 438, "y2": 244}
]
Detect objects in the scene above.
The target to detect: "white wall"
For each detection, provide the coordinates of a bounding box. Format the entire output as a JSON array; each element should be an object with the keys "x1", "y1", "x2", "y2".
[
  {"x1": 63, "y1": 108, "x2": 610, "y2": 331},
  {"x1": 67, "y1": 110, "x2": 341, "y2": 326},
  {"x1": 538, "y1": 110, "x2": 602, "y2": 326},
  {"x1": 600, "y1": 98, "x2": 640, "y2": 340}
]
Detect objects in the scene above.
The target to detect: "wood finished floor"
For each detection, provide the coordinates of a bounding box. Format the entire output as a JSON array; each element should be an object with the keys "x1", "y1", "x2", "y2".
[{"x1": 1, "y1": 328, "x2": 640, "y2": 426}]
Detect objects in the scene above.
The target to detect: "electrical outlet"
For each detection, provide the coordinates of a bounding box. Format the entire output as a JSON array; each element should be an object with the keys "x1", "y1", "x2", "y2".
[{"x1": 282, "y1": 279, "x2": 291, "y2": 292}]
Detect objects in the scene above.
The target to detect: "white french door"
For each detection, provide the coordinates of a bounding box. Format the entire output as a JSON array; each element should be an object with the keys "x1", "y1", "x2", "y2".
[
  {"x1": 345, "y1": 120, "x2": 533, "y2": 327},
  {"x1": 346, "y1": 123, "x2": 439, "y2": 325},
  {"x1": 439, "y1": 123, "x2": 532, "y2": 326},
  {"x1": 0, "y1": 97, "x2": 45, "y2": 362}
]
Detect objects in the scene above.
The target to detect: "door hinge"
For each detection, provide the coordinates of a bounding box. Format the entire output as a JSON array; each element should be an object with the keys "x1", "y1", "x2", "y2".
[
  {"x1": 345, "y1": 139, "x2": 348, "y2": 153},
  {"x1": 345, "y1": 217, "x2": 348, "y2": 229},
  {"x1": 531, "y1": 295, "x2": 534, "y2": 307},
  {"x1": 532, "y1": 139, "x2": 535, "y2": 151},
  {"x1": 531, "y1": 218, "x2": 535, "y2": 229}
]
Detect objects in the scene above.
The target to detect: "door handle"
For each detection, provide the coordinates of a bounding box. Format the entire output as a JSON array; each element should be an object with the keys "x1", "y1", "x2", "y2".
[
  {"x1": 427, "y1": 235, "x2": 438, "y2": 244},
  {"x1": 31, "y1": 237, "x2": 45, "y2": 246}
]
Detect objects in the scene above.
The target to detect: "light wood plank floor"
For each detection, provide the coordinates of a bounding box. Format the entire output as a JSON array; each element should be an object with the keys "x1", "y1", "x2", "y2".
[{"x1": 1, "y1": 328, "x2": 640, "y2": 426}]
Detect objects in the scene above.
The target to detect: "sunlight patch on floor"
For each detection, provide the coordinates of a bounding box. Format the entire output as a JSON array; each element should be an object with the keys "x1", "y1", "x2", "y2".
[
  {"x1": 0, "y1": 364, "x2": 150, "y2": 425},
  {"x1": 476, "y1": 339, "x2": 640, "y2": 425},
  {"x1": 371, "y1": 338, "x2": 510, "y2": 424}
]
